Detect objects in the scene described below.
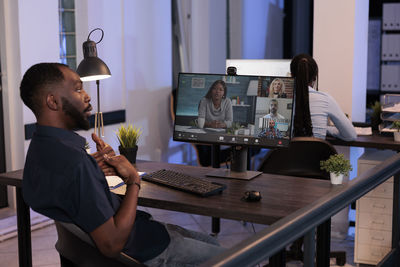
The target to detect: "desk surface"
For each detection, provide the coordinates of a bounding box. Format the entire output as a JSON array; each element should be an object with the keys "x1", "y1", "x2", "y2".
[
  {"x1": 0, "y1": 169, "x2": 23, "y2": 187},
  {"x1": 0, "y1": 161, "x2": 334, "y2": 226},
  {"x1": 327, "y1": 132, "x2": 400, "y2": 151},
  {"x1": 133, "y1": 161, "x2": 333, "y2": 225}
]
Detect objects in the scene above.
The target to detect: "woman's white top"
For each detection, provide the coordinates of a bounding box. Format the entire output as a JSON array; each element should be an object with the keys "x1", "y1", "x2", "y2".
[
  {"x1": 198, "y1": 97, "x2": 233, "y2": 128},
  {"x1": 309, "y1": 87, "x2": 357, "y2": 141}
]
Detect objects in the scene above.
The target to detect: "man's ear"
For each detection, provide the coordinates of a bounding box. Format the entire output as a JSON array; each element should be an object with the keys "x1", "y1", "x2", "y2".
[{"x1": 46, "y1": 94, "x2": 59, "y2": 111}]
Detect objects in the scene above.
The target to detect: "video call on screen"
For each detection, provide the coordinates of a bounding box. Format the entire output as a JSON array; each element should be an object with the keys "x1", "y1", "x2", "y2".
[{"x1": 173, "y1": 73, "x2": 295, "y2": 148}]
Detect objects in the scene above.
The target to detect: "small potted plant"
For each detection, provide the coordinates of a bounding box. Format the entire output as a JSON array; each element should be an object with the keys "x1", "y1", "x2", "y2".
[
  {"x1": 116, "y1": 124, "x2": 142, "y2": 164},
  {"x1": 226, "y1": 122, "x2": 241, "y2": 135},
  {"x1": 85, "y1": 141, "x2": 90, "y2": 154},
  {"x1": 320, "y1": 154, "x2": 352, "y2": 185},
  {"x1": 391, "y1": 121, "x2": 400, "y2": 142}
]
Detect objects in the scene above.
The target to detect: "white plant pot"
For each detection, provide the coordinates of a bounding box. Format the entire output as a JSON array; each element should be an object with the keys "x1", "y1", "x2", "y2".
[
  {"x1": 394, "y1": 132, "x2": 400, "y2": 142},
  {"x1": 330, "y1": 173, "x2": 344, "y2": 185}
]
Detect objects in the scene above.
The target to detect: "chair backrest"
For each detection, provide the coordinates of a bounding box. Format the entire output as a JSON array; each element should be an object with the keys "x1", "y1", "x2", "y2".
[
  {"x1": 258, "y1": 137, "x2": 337, "y2": 180},
  {"x1": 54, "y1": 221, "x2": 146, "y2": 267}
]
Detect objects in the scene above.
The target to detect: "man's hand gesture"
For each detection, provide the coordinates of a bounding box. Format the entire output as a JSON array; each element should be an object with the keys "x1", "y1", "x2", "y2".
[{"x1": 90, "y1": 133, "x2": 117, "y2": 176}]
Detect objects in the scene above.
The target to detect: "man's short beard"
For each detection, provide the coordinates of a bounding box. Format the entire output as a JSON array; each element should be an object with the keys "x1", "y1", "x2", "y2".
[{"x1": 61, "y1": 97, "x2": 90, "y2": 130}]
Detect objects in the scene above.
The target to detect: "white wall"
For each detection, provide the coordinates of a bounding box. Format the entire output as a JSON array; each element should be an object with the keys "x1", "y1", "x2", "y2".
[
  {"x1": 75, "y1": 0, "x2": 173, "y2": 162},
  {"x1": 313, "y1": 0, "x2": 368, "y2": 122},
  {"x1": 0, "y1": 0, "x2": 23, "y2": 208},
  {"x1": 2, "y1": 0, "x2": 174, "y2": 169},
  {"x1": 0, "y1": 0, "x2": 24, "y2": 174},
  {"x1": 19, "y1": 0, "x2": 60, "y2": 154},
  {"x1": 1, "y1": 0, "x2": 60, "y2": 167},
  {"x1": 313, "y1": 0, "x2": 369, "y2": 237},
  {"x1": 352, "y1": 0, "x2": 369, "y2": 121},
  {"x1": 122, "y1": 0, "x2": 172, "y2": 161},
  {"x1": 191, "y1": 0, "x2": 226, "y2": 74}
]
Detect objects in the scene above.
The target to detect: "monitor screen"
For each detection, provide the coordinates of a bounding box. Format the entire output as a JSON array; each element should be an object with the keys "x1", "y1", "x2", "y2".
[{"x1": 173, "y1": 73, "x2": 295, "y2": 148}]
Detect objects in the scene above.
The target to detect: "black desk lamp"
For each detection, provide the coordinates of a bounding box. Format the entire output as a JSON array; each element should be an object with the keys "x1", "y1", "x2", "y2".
[{"x1": 76, "y1": 28, "x2": 111, "y2": 137}]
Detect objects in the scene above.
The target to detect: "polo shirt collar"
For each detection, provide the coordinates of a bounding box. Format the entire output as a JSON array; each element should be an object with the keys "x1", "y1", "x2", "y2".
[
  {"x1": 34, "y1": 124, "x2": 86, "y2": 149},
  {"x1": 308, "y1": 86, "x2": 316, "y2": 92}
]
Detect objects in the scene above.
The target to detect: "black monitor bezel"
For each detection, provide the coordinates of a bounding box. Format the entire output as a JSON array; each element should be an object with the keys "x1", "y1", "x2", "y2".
[{"x1": 173, "y1": 72, "x2": 296, "y2": 149}]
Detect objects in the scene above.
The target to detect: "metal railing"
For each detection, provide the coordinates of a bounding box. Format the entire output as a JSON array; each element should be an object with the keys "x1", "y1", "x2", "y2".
[{"x1": 202, "y1": 152, "x2": 400, "y2": 267}]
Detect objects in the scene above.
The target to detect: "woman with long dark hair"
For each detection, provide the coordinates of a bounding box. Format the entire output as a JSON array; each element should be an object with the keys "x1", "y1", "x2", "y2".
[
  {"x1": 198, "y1": 80, "x2": 233, "y2": 129},
  {"x1": 290, "y1": 54, "x2": 356, "y2": 140}
]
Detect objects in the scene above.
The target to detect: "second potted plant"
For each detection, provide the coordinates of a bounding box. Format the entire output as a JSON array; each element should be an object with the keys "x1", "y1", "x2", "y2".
[
  {"x1": 391, "y1": 121, "x2": 400, "y2": 142},
  {"x1": 116, "y1": 124, "x2": 142, "y2": 164},
  {"x1": 320, "y1": 154, "x2": 352, "y2": 185}
]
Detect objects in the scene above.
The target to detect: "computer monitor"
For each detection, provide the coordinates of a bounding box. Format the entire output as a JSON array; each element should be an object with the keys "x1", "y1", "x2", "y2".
[{"x1": 173, "y1": 72, "x2": 295, "y2": 179}]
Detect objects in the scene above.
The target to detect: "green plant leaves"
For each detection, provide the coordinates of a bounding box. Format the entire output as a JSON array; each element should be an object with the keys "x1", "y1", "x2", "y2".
[
  {"x1": 116, "y1": 124, "x2": 142, "y2": 148},
  {"x1": 391, "y1": 121, "x2": 400, "y2": 130},
  {"x1": 320, "y1": 154, "x2": 352, "y2": 176}
]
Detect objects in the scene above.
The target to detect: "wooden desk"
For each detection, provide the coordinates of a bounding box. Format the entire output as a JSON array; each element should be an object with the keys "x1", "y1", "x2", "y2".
[
  {"x1": 0, "y1": 161, "x2": 334, "y2": 267},
  {"x1": 326, "y1": 132, "x2": 400, "y2": 150},
  {"x1": 135, "y1": 161, "x2": 333, "y2": 225}
]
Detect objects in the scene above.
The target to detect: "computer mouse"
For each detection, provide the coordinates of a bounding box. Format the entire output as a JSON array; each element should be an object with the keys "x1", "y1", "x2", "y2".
[{"x1": 242, "y1": 190, "x2": 262, "y2": 202}]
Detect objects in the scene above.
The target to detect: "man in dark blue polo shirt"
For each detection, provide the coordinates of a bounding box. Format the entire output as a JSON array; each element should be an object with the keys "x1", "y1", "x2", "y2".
[{"x1": 20, "y1": 63, "x2": 224, "y2": 266}]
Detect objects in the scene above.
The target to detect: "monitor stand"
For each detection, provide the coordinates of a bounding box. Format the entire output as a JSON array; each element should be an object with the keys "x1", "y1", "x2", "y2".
[{"x1": 206, "y1": 146, "x2": 262, "y2": 180}]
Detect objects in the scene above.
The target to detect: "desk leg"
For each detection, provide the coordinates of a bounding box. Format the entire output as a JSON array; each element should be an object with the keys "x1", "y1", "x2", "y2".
[
  {"x1": 211, "y1": 145, "x2": 221, "y2": 236},
  {"x1": 211, "y1": 217, "x2": 220, "y2": 236},
  {"x1": 392, "y1": 173, "x2": 400, "y2": 249},
  {"x1": 303, "y1": 227, "x2": 316, "y2": 267},
  {"x1": 16, "y1": 188, "x2": 32, "y2": 267},
  {"x1": 269, "y1": 249, "x2": 285, "y2": 267},
  {"x1": 316, "y1": 219, "x2": 330, "y2": 267}
]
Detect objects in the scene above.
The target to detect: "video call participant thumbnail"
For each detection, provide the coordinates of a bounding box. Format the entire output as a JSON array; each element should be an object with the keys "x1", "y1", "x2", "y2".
[
  {"x1": 258, "y1": 119, "x2": 282, "y2": 139},
  {"x1": 263, "y1": 99, "x2": 285, "y2": 120},
  {"x1": 198, "y1": 80, "x2": 233, "y2": 129},
  {"x1": 268, "y1": 78, "x2": 286, "y2": 98}
]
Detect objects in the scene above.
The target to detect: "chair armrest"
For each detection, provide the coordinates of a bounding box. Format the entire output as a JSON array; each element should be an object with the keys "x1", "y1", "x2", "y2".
[
  {"x1": 55, "y1": 221, "x2": 146, "y2": 267},
  {"x1": 58, "y1": 221, "x2": 95, "y2": 246}
]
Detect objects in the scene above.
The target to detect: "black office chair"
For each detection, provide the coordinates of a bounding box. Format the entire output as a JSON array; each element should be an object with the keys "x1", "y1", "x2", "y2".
[
  {"x1": 258, "y1": 137, "x2": 346, "y2": 266},
  {"x1": 55, "y1": 221, "x2": 146, "y2": 267}
]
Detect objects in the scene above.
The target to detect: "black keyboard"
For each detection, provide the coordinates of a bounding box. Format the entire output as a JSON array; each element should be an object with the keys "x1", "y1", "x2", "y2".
[{"x1": 141, "y1": 169, "x2": 226, "y2": 197}]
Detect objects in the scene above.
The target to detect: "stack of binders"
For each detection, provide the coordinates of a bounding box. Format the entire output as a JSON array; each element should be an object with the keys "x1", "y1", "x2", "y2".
[{"x1": 381, "y1": 4, "x2": 400, "y2": 93}]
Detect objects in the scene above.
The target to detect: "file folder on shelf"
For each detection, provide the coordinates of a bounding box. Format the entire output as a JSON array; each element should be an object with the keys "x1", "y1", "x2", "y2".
[
  {"x1": 381, "y1": 34, "x2": 400, "y2": 61},
  {"x1": 383, "y1": 3, "x2": 400, "y2": 31},
  {"x1": 381, "y1": 65, "x2": 400, "y2": 92}
]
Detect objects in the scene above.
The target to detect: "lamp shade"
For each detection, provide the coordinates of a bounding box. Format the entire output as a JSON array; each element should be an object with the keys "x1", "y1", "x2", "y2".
[
  {"x1": 76, "y1": 39, "x2": 111, "y2": 81},
  {"x1": 77, "y1": 57, "x2": 111, "y2": 81}
]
